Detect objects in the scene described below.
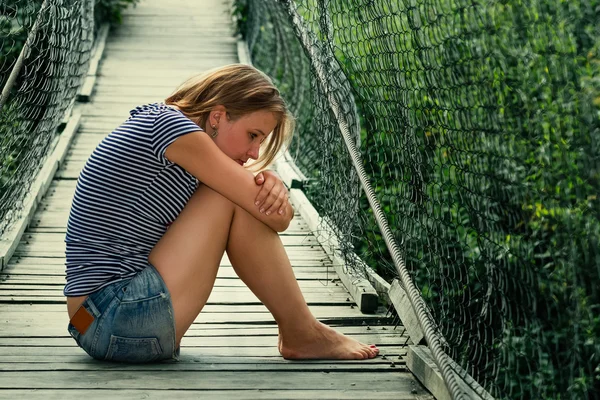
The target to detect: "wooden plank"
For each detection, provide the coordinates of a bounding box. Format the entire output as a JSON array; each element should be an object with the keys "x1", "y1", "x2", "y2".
[
  {"x1": 91, "y1": 75, "x2": 229, "y2": 91},
  {"x1": 1, "y1": 270, "x2": 338, "y2": 283},
  {"x1": 0, "y1": 389, "x2": 430, "y2": 400},
  {"x1": 92, "y1": 86, "x2": 173, "y2": 97},
  {"x1": 0, "y1": 345, "x2": 408, "y2": 359},
  {"x1": 24, "y1": 213, "x2": 311, "y2": 230},
  {"x1": 0, "y1": 302, "x2": 376, "y2": 315},
  {"x1": 94, "y1": 76, "x2": 185, "y2": 88},
  {"x1": 0, "y1": 284, "x2": 346, "y2": 294},
  {"x1": 0, "y1": 277, "x2": 342, "y2": 289},
  {"x1": 11, "y1": 248, "x2": 326, "y2": 260},
  {"x1": 104, "y1": 43, "x2": 236, "y2": 54},
  {"x1": 0, "y1": 352, "x2": 404, "y2": 363},
  {"x1": 0, "y1": 324, "x2": 403, "y2": 338},
  {"x1": 0, "y1": 361, "x2": 405, "y2": 372},
  {"x1": 407, "y1": 346, "x2": 494, "y2": 400},
  {"x1": 0, "y1": 371, "x2": 421, "y2": 390},
  {"x1": 77, "y1": 116, "x2": 145, "y2": 127},
  {"x1": 0, "y1": 278, "x2": 342, "y2": 289},
  {"x1": 0, "y1": 313, "x2": 388, "y2": 329},
  {"x1": 0, "y1": 304, "x2": 389, "y2": 321},
  {"x1": 4, "y1": 254, "x2": 328, "y2": 265},
  {"x1": 0, "y1": 287, "x2": 347, "y2": 297},
  {"x1": 1, "y1": 270, "x2": 339, "y2": 282},
  {"x1": 4, "y1": 257, "x2": 337, "y2": 274},
  {"x1": 15, "y1": 233, "x2": 317, "y2": 246},
  {"x1": 0, "y1": 276, "x2": 336, "y2": 288},
  {"x1": 11, "y1": 247, "x2": 325, "y2": 258},
  {"x1": 13, "y1": 238, "x2": 320, "y2": 251},
  {"x1": 100, "y1": 58, "x2": 237, "y2": 72},
  {"x1": 20, "y1": 226, "x2": 314, "y2": 235},
  {"x1": 1, "y1": 267, "x2": 337, "y2": 280},
  {"x1": 0, "y1": 311, "x2": 380, "y2": 326},
  {"x1": 111, "y1": 27, "x2": 240, "y2": 37},
  {"x1": 0, "y1": 329, "x2": 402, "y2": 347},
  {"x1": 0, "y1": 334, "x2": 403, "y2": 348},
  {"x1": 389, "y1": 279, "x2": 424, "y2": 345},
  {"x1": 5, "y1": 257, "x2": 329, "y2": 268},
  {"x1": 0, "y1": 292, "x2": 353, "y2": 304},
  {"x1": 0, "y1": 352, "x2": 405, "y2": 363},
  {"x1": 0, "y1": 312, "x2": 376, "y2": 325}
]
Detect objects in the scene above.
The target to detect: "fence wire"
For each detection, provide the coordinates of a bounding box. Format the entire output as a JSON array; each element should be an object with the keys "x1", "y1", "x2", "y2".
[
  {"x1": 235, "y1": 0, "x2": 600, "y2": 398},
  {"x1": 0, "y1": 0, "x2": 93, "y2": 236}
]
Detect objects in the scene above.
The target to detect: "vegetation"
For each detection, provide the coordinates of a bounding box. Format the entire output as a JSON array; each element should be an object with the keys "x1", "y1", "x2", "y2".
[
  {"x1": 94, "y1": 0, "x2": 140, "y2": 27},
  {"x1": 236, "y1": 0, "x2": 600, "y2": 398}
]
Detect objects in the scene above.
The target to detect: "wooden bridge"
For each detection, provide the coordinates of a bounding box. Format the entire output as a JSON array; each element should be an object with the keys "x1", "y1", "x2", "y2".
[{"x1": 0, "y1": 0, "x2": 434, "y2": 398}]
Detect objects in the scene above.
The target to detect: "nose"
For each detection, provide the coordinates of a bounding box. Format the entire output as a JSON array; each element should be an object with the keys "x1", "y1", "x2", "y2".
[{"x1": 248, "y1": 143, "x2": 260, "y2": 160}]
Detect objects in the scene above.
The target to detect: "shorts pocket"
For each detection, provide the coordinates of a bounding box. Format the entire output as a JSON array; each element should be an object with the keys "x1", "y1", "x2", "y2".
[
  {"x1": 67, "y1": 323, "x2": 82, "y2": 347},
  {"x1": 105, "y1": 335, "x2": 163, "y2": 363},
  {"x1": 67, "y1": 297, "x2": 102, "y2": 356}
]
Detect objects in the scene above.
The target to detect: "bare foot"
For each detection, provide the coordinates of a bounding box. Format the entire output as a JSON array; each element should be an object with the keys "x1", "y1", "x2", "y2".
[{"x1": 278, "y1": 321, "x2": 379, "y2": 360}]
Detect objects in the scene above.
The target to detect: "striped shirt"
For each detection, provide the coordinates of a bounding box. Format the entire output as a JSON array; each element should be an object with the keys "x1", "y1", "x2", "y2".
[{"x1": 64, "y1": 103, "x2": 202, "y2": 296}]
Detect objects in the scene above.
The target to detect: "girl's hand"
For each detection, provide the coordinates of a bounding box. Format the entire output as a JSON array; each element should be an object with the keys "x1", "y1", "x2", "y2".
[{"x1": 254, "y1": 170, "x2": 289, "y2": 216}]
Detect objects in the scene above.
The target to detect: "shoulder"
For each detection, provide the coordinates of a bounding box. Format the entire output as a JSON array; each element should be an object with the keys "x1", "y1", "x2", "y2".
[
  {"x1": 129, "y1": 103, "x2": 185, "y2": 120},
  {"x1": 128, "y1": 103, "x2": 200, "y2": 132}
]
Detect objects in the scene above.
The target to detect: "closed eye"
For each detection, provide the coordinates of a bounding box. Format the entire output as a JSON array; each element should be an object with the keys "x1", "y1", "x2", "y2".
[{"x1": 250, "y1": 132, "x2": 266, "y2": 144}]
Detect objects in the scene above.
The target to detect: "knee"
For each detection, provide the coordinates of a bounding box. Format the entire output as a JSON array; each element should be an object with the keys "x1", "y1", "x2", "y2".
[{"x1": 231, "y1": 203, "x2": 278, "y2": 234}]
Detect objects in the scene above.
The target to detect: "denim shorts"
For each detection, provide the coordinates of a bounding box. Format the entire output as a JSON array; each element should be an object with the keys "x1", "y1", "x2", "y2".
[{"x1": 67, "y1": 264, "x2": 179, "y2": 363}]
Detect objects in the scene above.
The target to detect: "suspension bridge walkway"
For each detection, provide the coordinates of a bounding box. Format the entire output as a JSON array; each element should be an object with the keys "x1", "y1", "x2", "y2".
[{"x1": 0, "y1": 0, "x2": 433, "y2": 398}]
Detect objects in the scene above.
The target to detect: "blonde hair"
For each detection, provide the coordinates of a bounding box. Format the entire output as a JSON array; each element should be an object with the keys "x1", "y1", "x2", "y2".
[{"x1": 165, "y1": 64, "x2": 294, "y2": 171}]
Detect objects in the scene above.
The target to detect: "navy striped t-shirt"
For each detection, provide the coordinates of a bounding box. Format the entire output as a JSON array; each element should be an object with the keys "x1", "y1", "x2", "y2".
[{"x1": 64, "y1": 103, "x2": 202, "y2": 296}]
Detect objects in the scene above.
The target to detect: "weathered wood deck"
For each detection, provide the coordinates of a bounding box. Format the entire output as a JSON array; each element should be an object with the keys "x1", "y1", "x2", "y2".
[{"x1": 0, "y1": 0, "x2": 432, "y2": 398}]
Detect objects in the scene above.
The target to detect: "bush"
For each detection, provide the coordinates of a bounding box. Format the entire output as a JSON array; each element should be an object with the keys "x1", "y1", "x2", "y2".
[{"x1": 235, "y1": 0, "x2": 600, "y2": 397}]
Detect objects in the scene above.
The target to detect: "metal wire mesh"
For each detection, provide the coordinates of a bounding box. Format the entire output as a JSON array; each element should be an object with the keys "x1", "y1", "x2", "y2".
[
  {"x1": 236, "y1": 0, "x2": 600, "y2": 398},
  {"x1": 0, "y1": 0, "x2": 93, "y2": 236}
]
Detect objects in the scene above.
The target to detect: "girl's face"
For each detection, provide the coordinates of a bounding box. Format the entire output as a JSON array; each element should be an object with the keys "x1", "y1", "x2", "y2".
[{"x1": 210, "y1": 108, "x2": 278, "y2": 167}]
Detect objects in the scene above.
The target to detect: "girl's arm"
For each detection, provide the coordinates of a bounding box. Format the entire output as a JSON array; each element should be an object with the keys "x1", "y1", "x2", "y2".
[{"x1": 165, "y1": 131, "x2": 293, "y2": 232}]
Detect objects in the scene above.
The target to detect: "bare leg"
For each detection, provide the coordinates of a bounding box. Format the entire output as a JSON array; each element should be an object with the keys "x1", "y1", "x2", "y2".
[
  {"x1": 149, "y1": 184, "x2": 378, "y2": 359},
  {"x1": 149, "y1": 184, "x2": 233, "y2": 346},
  {"x1": 226, "y1": 206, "x2": 378, "y2": 359}
]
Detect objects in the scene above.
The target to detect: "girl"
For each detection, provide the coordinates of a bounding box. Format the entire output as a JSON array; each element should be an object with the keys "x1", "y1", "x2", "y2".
[{"x1": 64, "y1": 64, "x2": 379, "y2": 362}]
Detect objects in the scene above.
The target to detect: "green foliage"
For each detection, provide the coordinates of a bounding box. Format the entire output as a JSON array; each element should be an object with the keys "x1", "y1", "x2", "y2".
[
  {"x1": 0, "y1": 102, "x2": 23, "y2": 200},
  {"x1": 0, "y1": 1, "x2": 37, "y2": 83},
  {"x1": 239, "y1": 0, "x2": 599, "y2": 398},
  {"x1": 231, "y1": 0, "x2": 248, "y2": 39},
  {"x1": 93, "y1": 0, "x2": 140, "y2": 26}
]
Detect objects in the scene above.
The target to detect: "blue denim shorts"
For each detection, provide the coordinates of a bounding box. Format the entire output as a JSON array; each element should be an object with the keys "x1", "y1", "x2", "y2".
[{"x1": 67, "y1": 264, "x2": 179, "y2": 363}]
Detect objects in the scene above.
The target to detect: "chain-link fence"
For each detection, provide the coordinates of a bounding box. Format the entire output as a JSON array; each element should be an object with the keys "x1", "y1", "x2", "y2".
[
  {"x1": 235, "y1": 0, "x2": 600, "y2": 398},
  {"x1": 0, "y1": 0, "x2": 94, "y2": 236},
  {"x1": 0, "y1": 0, "x2": 141, "y2": 238}
]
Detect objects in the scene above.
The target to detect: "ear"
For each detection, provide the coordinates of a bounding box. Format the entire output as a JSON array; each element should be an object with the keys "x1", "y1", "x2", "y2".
[{"x1": 211, "y1": 105, "x2": 227, "y2": 125}]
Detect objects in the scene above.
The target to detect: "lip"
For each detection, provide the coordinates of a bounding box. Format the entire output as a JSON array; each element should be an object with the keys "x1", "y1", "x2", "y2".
[{"x1": 236, "y1": 160, "x2": 245, "y2": 166}]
